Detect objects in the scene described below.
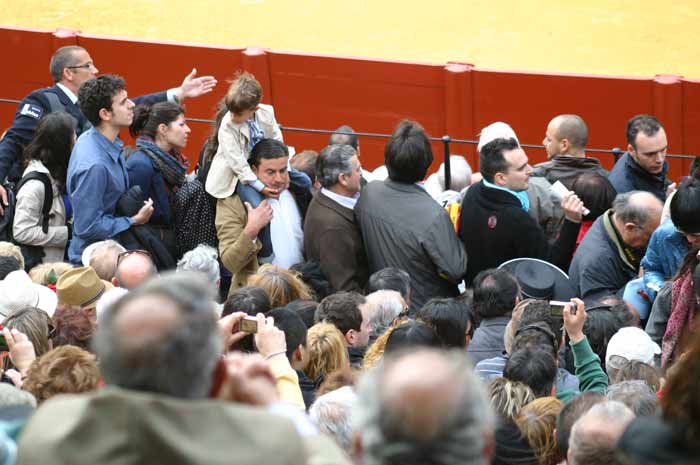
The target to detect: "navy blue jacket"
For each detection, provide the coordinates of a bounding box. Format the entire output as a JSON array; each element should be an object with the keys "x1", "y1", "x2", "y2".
[
  {"x1": 608, "y1": 152, "x2": 670, "y2": 202},
  {"x1": 0, "y1": 85, "x2": 166, "y2": 183}
]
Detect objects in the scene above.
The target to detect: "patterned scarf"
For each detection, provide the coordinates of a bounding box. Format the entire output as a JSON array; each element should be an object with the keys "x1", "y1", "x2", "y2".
[
  {"x1": 662, "y1": 271, "x2": 699, "y2": 367},
  {"x1": 247, "y1": 117, "x2": 264, "y2": 152},
  {"x1": 135, "y1": 138, "x2": 189, "y2": 188}
]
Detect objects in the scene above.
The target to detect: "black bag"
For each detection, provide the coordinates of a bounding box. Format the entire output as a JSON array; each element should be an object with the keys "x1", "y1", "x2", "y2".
[
  {"x1": 173, "y1": 177, "x2": 218, "y2": 257},
  {"x1": 0, "y1": 172, "x2": 53, "y2": 271}
]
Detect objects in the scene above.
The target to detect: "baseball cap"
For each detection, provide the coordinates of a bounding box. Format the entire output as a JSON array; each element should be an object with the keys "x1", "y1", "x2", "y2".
[{"x1": 605, "y1": 327, "x2": 661, "y2": 369}]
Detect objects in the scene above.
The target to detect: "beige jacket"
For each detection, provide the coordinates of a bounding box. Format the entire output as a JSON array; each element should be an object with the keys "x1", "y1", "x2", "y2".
[
  {"x1": 12, "y1": 160, "x2": 69, "y2": 263},
  {"x1": 215, "y1": 194, "x2": 261, "y2": 295},
  {"x1": 205, "y1": 104, "x2": 283, "y2": 199}
]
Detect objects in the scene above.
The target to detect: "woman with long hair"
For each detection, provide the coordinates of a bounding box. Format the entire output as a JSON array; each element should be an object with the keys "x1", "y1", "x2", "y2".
[
  {"x1": 247, "y1": 264, "x2": 314, "y2": 308},
  {"x1": 125, "y1": 101, "x2": 190, "y2": 256},
  {"x1": 515, "y1": 397, "x2": 564, "y2": 465},
  {"x1": 13, "y1": 112, "x2": 75, "y2": 264}
]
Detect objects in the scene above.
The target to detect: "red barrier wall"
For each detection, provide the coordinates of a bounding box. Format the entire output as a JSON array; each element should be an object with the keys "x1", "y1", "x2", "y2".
[{"x1": 1, "y1": 26, "x2": 697, "y2": 181}]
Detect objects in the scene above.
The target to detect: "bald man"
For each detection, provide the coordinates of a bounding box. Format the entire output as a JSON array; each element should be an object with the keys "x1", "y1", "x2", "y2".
[
  {"x1": 569, "y1": 191, "x2": 663, "y2": 302},
  {"x1": 112, "y1": 250, "x2": 158, "y2": 289},
  {"x1": 568, "y1": 401, "x2": 635, "y2": 465},
  {"x1": 533, "y1": 114, "x2": 608, "y2": 189},
  {"x1": 353, "y1": 349, "x2": 494, "y2": 465}
]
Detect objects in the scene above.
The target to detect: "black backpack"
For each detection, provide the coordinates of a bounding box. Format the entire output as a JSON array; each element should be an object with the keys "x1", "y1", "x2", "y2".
[{"x1": 0, "y1": 171, "x2": 53, "y2": 270}]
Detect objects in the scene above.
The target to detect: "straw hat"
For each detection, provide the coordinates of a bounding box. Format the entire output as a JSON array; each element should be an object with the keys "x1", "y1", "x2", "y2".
[
  {"x1": 56, "y1": 267, "x2": 114, "y2": 310},
  {"x1": 0, "y1": 270, "x2": 58, "y2": 320}
]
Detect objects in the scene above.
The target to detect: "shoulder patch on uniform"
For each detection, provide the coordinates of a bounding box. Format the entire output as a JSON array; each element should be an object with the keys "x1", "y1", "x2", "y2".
[{"x1": 19, "y1": 104, "x2": 43, "y2": 119}]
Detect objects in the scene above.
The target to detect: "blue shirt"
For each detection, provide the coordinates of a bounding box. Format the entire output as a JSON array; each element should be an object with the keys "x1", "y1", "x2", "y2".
[
  {"x1": 67, "y1": 128, "x2": 133, "y2": 262},
  {"x1": 640, "y1": 218, "x2": 688, "y2": 300}
]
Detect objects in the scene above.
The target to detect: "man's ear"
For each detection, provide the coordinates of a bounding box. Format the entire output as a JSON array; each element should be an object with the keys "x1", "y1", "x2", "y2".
[
  {"x1": 345, "y1": 329, "x2": 356, "y2": 347},
  {"x1": 493, "y1": 172, "x2": 507, "y2": 187},
  {"x1": 292, "y1": 345, "x2": 303, "y2": 363},
  {"x1": 627, "y1": 143, "x2": 636, "y2": 156},
  {"x1": 482, "y1": 432, "x2": 495, "y2": 461},
  {"x1": 111, "y1": 277, "x2": 119, "y2": 287},
  {"x1": 98, "y1": 107, "x2": 112, "y2": 124},
  {"x1": 623, "y1": 222, "x2": 639, "y2": 236},
  {"x1": 560, "y1": 138, "x2": 571, "y2": 154},
  {"x1": 208, "y1": 357, "x2": 228, "y2": 398},
  {"x1": 352, "y1": 432, "x2": 363, "y2": 463}
]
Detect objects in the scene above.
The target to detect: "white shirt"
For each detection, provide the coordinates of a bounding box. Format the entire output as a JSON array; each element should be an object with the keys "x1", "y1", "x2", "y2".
[
  {"x1": 320, "y1": 188, "x2": 359, "y2": 210},
  {"x1": 270, "y1": 190, "x2": 304, "y2": 269},
  {"x1": 56, "y1": 83, "x2": 78, "y2": 104}
]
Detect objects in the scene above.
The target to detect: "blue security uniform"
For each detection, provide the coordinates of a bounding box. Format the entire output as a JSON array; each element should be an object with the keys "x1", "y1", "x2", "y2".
[{"x1": 0, "y1": 84, "x2": 167, "y2": 184}]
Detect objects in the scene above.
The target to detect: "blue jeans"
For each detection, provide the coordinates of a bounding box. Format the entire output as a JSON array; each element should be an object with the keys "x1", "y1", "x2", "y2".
[{"x1": 237, "y1": 168, "x2": 311, "y2": 260}]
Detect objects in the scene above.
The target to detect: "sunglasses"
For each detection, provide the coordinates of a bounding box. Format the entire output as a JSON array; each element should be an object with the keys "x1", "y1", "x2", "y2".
[{"x1": 117, "y1": 249, "x2": 152, "y2": 266}]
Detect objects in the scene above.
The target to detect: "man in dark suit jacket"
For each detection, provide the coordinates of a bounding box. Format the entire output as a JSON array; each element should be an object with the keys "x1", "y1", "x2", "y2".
[
  {"x1": 0, "y1": 45, "x2": 216, "y2": 213},
  {"x1": 459, "y1": 137, "x2": 584, "y2": 285},
  {"x1": 304, "y1": 144, "x2": 368, "y2": 292}
]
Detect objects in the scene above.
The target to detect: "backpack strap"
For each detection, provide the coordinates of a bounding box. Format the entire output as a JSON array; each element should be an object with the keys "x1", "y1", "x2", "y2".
[
  {"x1": 16, "y1": 172, "x2": 54, "y2": 234},
  {"x1": 44, "y1": 92, "x2": 65, "y2": 114}
]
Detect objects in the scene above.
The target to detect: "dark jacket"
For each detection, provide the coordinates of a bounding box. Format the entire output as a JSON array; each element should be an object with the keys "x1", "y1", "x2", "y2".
[
  {"x1": 125, "y1": 149, "x2": 174, "y2": 226},
  {"x1": 459, "y1": 181, "x2": 580, "y2": 286},
  {"x1": 568, "y1": 210, "x2": 638, "y2": 302},
  {"x1": 115, "y1": 186, "x2": 177, "y2": 270},
  {"x1": 608, "y1": 152, "x2": 670, "y2": 201},
  {"x1": 355, "y1": 180, "x2": 467, "y2": 313},
  {"x1": 467, "y1": 315, "x2": 510, "y2": 365},
  {"x1": 0, "y1": 85, "x2": 166, "y2": 184},
  {"x1": 303, "y1": 191, "x2": 368, "y2": 293},
  {"x1": 533, "y1": 155, "x2": 609, "y2": 190}
]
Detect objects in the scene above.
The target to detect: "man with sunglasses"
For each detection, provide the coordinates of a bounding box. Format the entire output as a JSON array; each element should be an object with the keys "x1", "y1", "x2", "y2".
[{"x1": 0, "y1": 45, "x2": 217, "y2": 215}]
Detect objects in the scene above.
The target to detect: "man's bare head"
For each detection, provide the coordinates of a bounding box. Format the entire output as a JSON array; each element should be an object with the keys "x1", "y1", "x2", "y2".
[
  {"x1": 113, "y1": 251, "x2": 157, "y2": 290},
  {"x1": 354, "y1": 349, "x2": 494, "y2": 465},
  {"x1": 95, "y1": 272, "x2": 221, "y2": 399}
]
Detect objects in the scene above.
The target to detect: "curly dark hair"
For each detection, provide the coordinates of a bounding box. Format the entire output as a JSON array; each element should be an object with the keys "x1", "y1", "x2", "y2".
[{"x1": 78, "y1": 74, "x2": 126, "y2": 126}]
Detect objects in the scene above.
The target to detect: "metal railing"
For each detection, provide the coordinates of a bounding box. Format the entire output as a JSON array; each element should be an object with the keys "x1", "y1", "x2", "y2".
[{"x1": 3, "y1": 97, "x2": 697, "y2": 191}]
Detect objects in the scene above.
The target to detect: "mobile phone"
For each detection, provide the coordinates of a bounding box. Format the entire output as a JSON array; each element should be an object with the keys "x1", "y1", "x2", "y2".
[
  {"x1": 549, "y1": 301, "x2": 569, "y2": 317},
  {"x1": 239, "y1": 316, "x2": 258, "y2": 334}
]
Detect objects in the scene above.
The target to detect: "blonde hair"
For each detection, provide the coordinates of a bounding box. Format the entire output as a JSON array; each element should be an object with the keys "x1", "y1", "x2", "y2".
[
  {"x1": 305, "y1": 323, "x2": 350, "y2": 382},
  {"x1": 0, "y1": 241, "x2": 24, "y2": 270},
  {"x1": 224, "y1": 72, "x2": 262, "y2": 115},
  {"x1": 515, "y1": 397, "x2": 563, "y2": 465},
  {"x1": 247, "y1": 264, "x2": 313, "y2": 308},
  {"x1": 488, "y1": 377, "x2": 536, "y2": 422},
  {"x1": 28, "y1": 262, "x2": 74, "y2": 285},
  {"x1": 362, "y1": 325, "x2": 398, "y2": 370}
]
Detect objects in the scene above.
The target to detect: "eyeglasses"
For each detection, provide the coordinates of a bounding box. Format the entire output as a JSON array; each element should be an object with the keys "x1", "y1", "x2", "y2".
[
  {"x1": 48, "y1": 321, "x2": 56, "y2": 339},
  {"x1": 117, "y1": 249, "x2": 152, "y2": 266},
  {"x1": 67, "y1": 62, "x2": 95, "y2": 70}
]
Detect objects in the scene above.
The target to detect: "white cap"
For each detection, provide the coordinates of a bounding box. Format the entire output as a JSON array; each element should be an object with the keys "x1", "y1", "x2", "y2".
[
  {"x1": 477, "y1": 122, "x2": 520, "y2": 152},
  {"x1": 0, "y1": 270, "x2": 58, "y2": 320},
  {"x1": 605, "y1": 327, "x2": 661, "y2": 368}
]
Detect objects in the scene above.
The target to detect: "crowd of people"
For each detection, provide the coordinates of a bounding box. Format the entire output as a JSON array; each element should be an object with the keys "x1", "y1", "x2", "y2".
[{"x1": 0, "y1": 45, "x2": 697, "y2": 465}]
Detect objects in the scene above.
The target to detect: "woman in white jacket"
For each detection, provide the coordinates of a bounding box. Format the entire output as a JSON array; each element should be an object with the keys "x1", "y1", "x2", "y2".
[{"x1": 13, "y1": 112, "x2": 75, "y2": 264}]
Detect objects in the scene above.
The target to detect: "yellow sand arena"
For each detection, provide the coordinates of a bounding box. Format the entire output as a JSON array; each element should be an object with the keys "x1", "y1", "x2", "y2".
[{"x1": 1, "y1": 0, "x2": 699, "y2": 78}]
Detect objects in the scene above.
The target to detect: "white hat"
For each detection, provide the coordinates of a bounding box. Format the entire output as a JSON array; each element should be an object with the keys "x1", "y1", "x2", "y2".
[
  {"x1": 605, "y1": 327, "x2": 661, "y2": 368},
  {"x1": 477, "y1": 121, "x2": 520, "y2": 152},
  {"x1": 0, "y1": 270, "x2": 58, "y2": 320}
]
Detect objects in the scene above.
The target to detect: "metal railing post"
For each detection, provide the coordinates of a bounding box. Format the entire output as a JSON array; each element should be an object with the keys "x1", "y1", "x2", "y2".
[{"x1": 442, "y1": 135, "x2": 452, "y2": 191}]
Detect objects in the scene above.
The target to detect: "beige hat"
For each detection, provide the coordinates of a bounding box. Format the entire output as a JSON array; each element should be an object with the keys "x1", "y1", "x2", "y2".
[
  {"x1": 0, "y1": 270, "x2": 58, "y2": 320},
  {"x1": 56, "y1": 267, "x2": 114, "y2": 310}
]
